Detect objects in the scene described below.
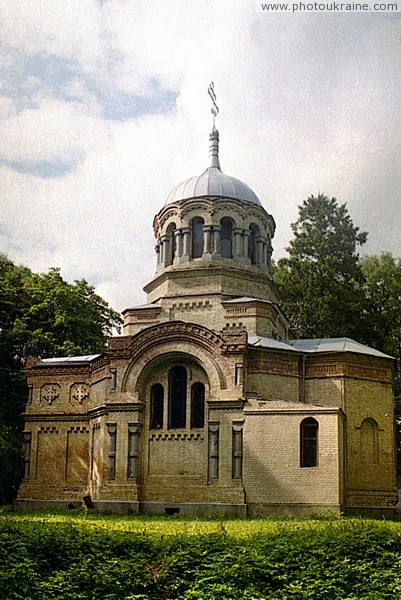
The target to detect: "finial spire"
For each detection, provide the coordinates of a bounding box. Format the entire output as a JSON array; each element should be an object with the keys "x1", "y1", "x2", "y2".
[
  {"x1": 207, "y1": 82, "x2": 221, "y2": 169},
  {"x1": 208, "y1": 81, "x2": 219, "y2": 128}
]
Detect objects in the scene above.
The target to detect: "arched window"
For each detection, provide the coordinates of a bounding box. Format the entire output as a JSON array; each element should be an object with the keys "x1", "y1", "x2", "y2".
[
  {"x1": 150, "y1": 384, "x2": 164, "y2": 429},
  {"x1": 191, "y1": 382, "x2": 205, "y2": 428},
  {"x1": 248, "y1": 223, "x2": 259, "y2": 264},
  {"x1": 221, "y1": 219, "x2": 233, "y2": 258},
  {"x1": 165, "y1": 223, "x2": 176, "y2": 266},
  {"x1": 192, "y1": 218, "x2": 204, "y2": 258},
  {"x1": 360, "y1": 418, "x2": 379, "y2": 465},
  {"x1": 169, "y1": 366, "x2": 187, "y2": 429},
  {"x1": 300, "y1": 418, "x2": 318, "y2": 468}
]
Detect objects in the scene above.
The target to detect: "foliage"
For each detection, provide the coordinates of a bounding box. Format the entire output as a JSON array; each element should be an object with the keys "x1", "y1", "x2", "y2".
[
  {"x1": 275, "y1": 194, "x2": 368, "y2": 340},
  {"x1": 2, "y1": 512, "x2": 401, "y2": 599},
  {"x1": 0, "y1": 254, "x2": 122, "y2": 503},
  {"x1": 360, "y1": 253, "x2": 401, "y2": 469},
  {"x1": 360, "y1": 253, "x2": 401, "y2": 363}
]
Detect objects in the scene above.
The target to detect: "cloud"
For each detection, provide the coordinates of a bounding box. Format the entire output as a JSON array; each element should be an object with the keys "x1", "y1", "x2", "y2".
[{"x1": 0, "y1": 3, "x2": 400, "y2": 313}]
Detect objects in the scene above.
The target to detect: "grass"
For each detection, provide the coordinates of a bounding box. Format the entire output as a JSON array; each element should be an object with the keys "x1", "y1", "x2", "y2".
[{"x1": 2, "y1": 509, "x2": 401, "y2": 599}]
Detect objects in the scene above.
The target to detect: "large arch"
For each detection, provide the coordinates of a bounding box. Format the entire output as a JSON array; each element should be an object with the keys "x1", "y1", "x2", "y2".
[{"x1": 121, "y1": 323, "x2": 228, "y2": 396}]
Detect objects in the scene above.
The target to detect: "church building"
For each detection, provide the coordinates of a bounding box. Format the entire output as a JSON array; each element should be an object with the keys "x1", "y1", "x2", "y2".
[{"x1": 16, "y1": 98, "x2": 398, "y2": 516}]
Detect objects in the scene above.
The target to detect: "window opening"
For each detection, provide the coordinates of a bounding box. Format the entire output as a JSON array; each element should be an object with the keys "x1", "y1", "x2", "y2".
[
  {"x1": 248, "y1": 223, "x2": 259, "y2": 264},
  {"x1": 221, "y1": 219, "x2": 233, "y2": 258},
  {"x1": 300, "y1": 417, "x2": 318, "y2": 468},
  {"x1": 150, "y1": 383, "x2": 164, "y2": 429},
  {"x1": 23, "y1": 432, "x2": 32, "y2": 479},
  {"x1": 191, "y1": 382, "x2": 205, "y2": 428},
  {"x1": 192, "y1": 218, "x2": 204, "y2": 258},
  {"x1": 106, "y1": 423, "x2": 117, "y2": 479},
  {"x1": 169, "y1": 366, "x2": 187, "y2": 429},
  {"x1": 127, "y1": 423, "x2": 140, "y2": 480}
]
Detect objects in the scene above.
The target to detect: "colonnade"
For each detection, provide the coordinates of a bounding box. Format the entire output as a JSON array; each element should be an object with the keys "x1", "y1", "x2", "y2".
[{"x1": 155, "y1": 222, "x2": 273, "y2": 272}]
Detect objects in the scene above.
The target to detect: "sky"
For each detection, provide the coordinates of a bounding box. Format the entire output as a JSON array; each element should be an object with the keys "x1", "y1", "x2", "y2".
[{"x1": 1, "y1": 1, "x2": 401, "y2": 312}]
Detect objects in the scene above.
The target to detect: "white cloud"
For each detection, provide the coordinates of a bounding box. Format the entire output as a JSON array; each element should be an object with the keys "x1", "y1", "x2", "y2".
[{"x1": 1, "y1": 3, "x2": 400, "y2": 313}]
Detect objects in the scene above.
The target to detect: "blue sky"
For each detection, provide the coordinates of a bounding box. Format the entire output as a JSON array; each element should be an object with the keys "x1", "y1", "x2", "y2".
[{"x1": 1, "y1": 1, "x2": 401, "y2": 311}]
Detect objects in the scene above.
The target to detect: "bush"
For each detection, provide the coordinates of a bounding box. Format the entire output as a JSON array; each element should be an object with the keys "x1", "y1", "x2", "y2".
[{"x1": 1, "y1": 513, "x2": 401, "y2": 599}]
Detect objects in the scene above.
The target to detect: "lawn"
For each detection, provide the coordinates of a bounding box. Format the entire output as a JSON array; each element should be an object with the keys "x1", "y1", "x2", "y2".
[{"x1": 1, "y1": 508, "x2": 401, "y2": 599}]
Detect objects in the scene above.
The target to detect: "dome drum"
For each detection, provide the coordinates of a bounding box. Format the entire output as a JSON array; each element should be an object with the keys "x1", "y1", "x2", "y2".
[{"x1": 154, "y1": 199, "x2": 274, "y2": 274}]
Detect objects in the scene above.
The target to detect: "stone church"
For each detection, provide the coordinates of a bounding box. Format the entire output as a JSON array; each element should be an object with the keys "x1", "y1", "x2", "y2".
[{"x1": 16, "y1": 115, "x2": 398, "y2": 516}]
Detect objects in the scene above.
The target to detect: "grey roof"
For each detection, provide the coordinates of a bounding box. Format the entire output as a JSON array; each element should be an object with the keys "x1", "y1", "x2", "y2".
[
  {"x1": 39, "y1": 354, "x2": 101, "y2": 365},
  {"x1": 248, "y1": 336, "x2": 393, "y2": 359},
  {"x1": 165, "y1": 166, "x2": 262, "y2": 206},
  {"x1": 222, "y1": 297, "x2": 270, "y2": 304},
  {"x1": 165, "y1": 127, "x2": 262, "y2": 206},
  {"x1": 248, "y1": 337, "x2": 301, "y2": 353},
  {"x1": 123, "y1": 303, "x2": 161, "y2": 312}
]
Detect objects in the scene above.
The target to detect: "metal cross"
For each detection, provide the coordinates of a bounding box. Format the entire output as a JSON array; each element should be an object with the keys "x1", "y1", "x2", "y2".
[{"x1": 208, "y1": 82, "x2": 219, "y2": 127}]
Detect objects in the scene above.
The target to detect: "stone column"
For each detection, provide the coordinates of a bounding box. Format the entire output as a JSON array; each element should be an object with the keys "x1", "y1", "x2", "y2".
[
  {"x1": 242, "y1": 230, "x2": 251, "y2": 264},
  {"x1": 256, "y1": 236, "x2": 265, "y2": 269},
  {"x1": 127, "y1": 423, "x2": 141, "y2": 481},
  {"x1": 212, "y1": 225, "x2": 221, "y2": 258},
  {"x1": 267, "y1": 243, "x2": 273, "y2": 271},
  {"x1": 202, "y1": 225, "x2": 212, "y2": 259},
  {"x1": 232, "y1": 421, "x2": 244, "y2": 480},
  {"x1": 155, "y1": 243, "x2": 161, "y2": 271},
  {"x1": 233, "y1": 228, "x2": 243, "y2": 261},
  {"x1": 182, "y1": 227, "x2": 191, "y2": 262},
  {"x1": 173, "y1": 229, "x2": 183, "y2": 264},
  {"x1": 208, "y1": 422, "x2": 220, "y2": 480}
]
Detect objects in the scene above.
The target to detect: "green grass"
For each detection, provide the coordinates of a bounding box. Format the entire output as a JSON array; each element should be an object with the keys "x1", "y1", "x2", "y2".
[{"x1": 2, "y1": 509, "x2": 401, "y2": 599}]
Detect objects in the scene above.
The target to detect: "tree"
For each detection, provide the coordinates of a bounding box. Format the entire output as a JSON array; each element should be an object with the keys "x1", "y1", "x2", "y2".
[
  {"x1": 361, "y1": 252, "x2": 401, "y2": 390},
  {"x1": 275, "y1": 194, "x2": 368, "y2": 340},
  {"x1": 0, "y1": 254, "x2": 122, "y2": 503},
  {"x1": 361, "y1": 254, "x2": 401, "y2": 473}
]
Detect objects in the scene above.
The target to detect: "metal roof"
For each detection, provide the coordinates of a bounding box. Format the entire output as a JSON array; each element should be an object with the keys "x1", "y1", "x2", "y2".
[
  {"x1": 248, "y1": 336, "x2": 393, "y2": 359},
  {"x1": 39, "y1": 354, "x2": 101, "y2": 365},
  {"x1": 165, "y1": 127, "x2": 262, "y2": 207}
]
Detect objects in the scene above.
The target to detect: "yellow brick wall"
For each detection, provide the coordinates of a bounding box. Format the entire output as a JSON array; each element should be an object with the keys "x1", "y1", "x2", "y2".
[{"x1": 242, "y1": 406, "x2": 343, "y2": 513}]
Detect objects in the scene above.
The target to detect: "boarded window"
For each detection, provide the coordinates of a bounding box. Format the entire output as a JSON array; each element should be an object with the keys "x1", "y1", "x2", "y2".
[{"x1": 360, "y1": 418, "x2": 379, "y2": 465}]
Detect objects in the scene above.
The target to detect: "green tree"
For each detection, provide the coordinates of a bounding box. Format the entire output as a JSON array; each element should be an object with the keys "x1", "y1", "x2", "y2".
[
  {"x1": 275, "y1": 194, "x2": 368, "y2": 340},
  {"x1": 360, "y1": 253, "x2": 401, "y2": 473},
  {"x1": 361, "y1": 253, "x2": 401, "y2": 398},
  {"x1": 0, "y1": 254, "x2": 122, "y2": 503}
]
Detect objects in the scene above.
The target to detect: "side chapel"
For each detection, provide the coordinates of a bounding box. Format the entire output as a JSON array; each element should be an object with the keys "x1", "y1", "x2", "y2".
[{"x1": 16, "y1": 91, "x2": 398, "y2": 516}]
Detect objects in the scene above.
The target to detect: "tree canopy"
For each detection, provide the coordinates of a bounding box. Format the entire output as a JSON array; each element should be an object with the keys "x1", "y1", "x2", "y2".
[
  {"x1": 0, "y1": 254, "x2": 122, "y2": 502},
  {"x1": 275, "y1": 194, "x2": 368, "y2": 341}
]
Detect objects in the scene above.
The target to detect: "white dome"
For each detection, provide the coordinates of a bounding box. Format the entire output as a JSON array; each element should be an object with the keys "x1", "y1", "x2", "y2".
[
  {"x1": 165, "y1": 166, "x2": 262, "y2": 206},
  {"x1": 164, "y1": 127, "x2": 262, "y2": 207}
]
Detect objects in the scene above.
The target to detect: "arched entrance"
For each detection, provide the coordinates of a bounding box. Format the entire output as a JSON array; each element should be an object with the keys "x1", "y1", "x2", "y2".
[{"x1": 135, "y1": 354, "x2": 210, "y2": 510}]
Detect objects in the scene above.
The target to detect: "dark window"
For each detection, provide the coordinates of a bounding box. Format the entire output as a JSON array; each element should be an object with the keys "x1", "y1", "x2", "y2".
[
  {"x1": 166, "y1": 224, "x2": 176, "y2": 266},
  {"x1": 248, "y1": 223, "x2": 259, "y2": 264},
  {"x1": 191, "y1": 382, "x2": 205, "y2": 428},
  {"x1": 221, "y1": 219, "x2": 233, "y2": 258},
  {"x1": 192, "y1": 218, "x2": 204, "y2": 258},
  {"x1": 106, "y1": 423, "x2": 117, "y2": 480},
  {"x1": 23, "y1": 432, "x2": 32, "y2": 479},
  {"x1": 169, "y1": 366, "x2": 187, "y2": 429},
  {"x1": 232, "y1": 427, "x2": 243, "y2": 479},
  {"x1": 300, "y1": 418, "x2": 318, "y2": 468},
  {"x1": 150, "y1": 384, "x2": 164, "y2": 429}
]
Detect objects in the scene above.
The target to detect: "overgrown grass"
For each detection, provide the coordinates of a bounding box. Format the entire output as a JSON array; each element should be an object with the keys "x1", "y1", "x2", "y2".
[{"x1": 2, "y1": 509, "x2": 401, "y2": 599}]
